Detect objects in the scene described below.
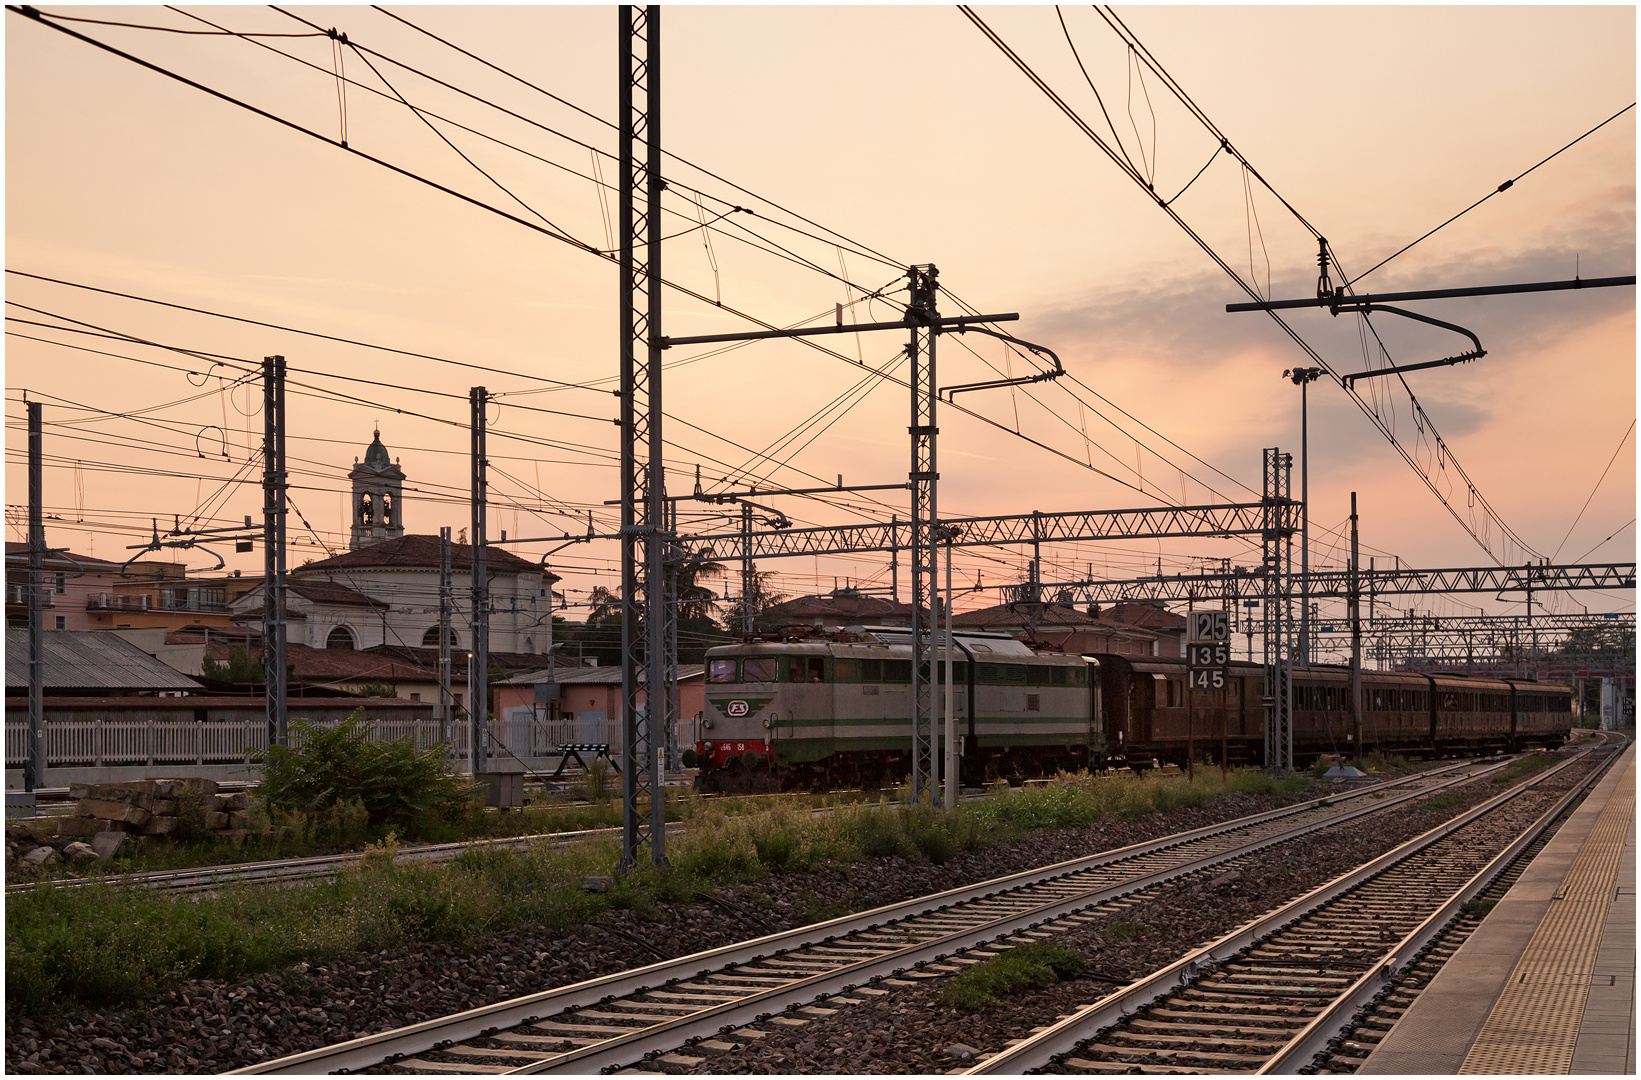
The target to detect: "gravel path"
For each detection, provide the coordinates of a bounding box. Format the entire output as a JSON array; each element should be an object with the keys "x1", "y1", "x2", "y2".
[{"x1": 3, "y1": 767, "x2": 1488, "y2": 1076}]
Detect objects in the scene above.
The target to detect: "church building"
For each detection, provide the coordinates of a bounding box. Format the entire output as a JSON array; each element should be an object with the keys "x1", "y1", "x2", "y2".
[{"x1": 230, "y1": 431, "x2": 555, "y2": 655}]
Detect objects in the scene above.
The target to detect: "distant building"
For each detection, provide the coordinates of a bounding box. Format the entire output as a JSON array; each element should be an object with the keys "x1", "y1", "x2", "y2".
[
  {"x1": 952, "y1": 602, "x2": 1159, "y2": 656},
  {"x1": 756, "y1": 590, "x2": 912, "y2": 632},
  {"x1": 4, "y1": 545, "x2": 124, "y2": 631},
  {"x1": 1101, "y1": 601, "x2": 1189, "y2": 658}
]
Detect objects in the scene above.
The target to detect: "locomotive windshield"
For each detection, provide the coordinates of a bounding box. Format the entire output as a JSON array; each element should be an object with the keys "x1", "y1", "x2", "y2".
[{"x1": 708, "y1": 659, "x2": 738, "y2": 683}]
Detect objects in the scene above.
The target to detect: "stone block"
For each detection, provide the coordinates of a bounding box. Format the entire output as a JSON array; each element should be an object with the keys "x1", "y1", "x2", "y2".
[
  {"x1": 140, "y1": 816, "x2": 178, "y2": 836},
  {"x1": 76, "y1": 800, "x2": 151, "y2": 826},
  {"x1": 218, "y1": 791, "x2": 249, "y2": 811},
  {"x1": 152, "y1": 798, "x2": 178, "y2": 816},
  {"x1": 62, "y1": 841, "x2": 98, "y2": 865},
  {"x1": 21, "y1": 845, "x2": 59, "y2": 866},
  {"x1": 91, "y1": 831, "x2": 128, "y2": 861},
  {"x1": 55, "y1": 816, "x2": 101, "y2": 837},
  {"x1": 179, "y1": 778, "x2": 219, "y2": 797},
  {"x1": 67, "y1": 782, "x2": 96, "y2": 799},
  {"x1": 205, "y1": 811, "x2": 230, "y2": 830},
  {"x1": 228, "y1": 810, "x2": 252, "y2": 830},
  {"x1": 94, "y1": 784, "x2": 155, "y2": 810}
]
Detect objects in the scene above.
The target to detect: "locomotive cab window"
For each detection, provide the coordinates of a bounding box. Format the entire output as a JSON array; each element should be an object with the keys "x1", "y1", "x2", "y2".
[
  {"x1": 708, "y1": 659, "x2": 739, "y2": 683},
  {"x1": 833, "y1": 658, "x2": 860, "y2": 682}
]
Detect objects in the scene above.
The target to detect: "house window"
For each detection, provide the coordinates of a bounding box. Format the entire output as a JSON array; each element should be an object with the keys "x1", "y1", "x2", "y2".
[
  {"x1": 409, "y1": 692, "x2": 421, "y2": 701},
  {"x1": 53, "y1": 572, "x2": 65, "y2": 594},
  {"x1": 53, "y1": 615, "x2": 66, "y2": 630},
  {"x1": 327, "y1": 625, "x2": 356, "y2": 650},
  {"x1": 422, "y1": 625, "x2": 442, "y2": 646}
]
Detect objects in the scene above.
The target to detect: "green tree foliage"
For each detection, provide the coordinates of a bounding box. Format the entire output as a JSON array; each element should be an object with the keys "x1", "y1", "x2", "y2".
[
  {"x1": 200, "y1": 644, "x2": 263, "y2": 684},
  {"x1": 257, "y1": 711, "x2": 475, "y2": 833},
  {"x1": 558, "y1": 547, "x2": 735, "y2": 664}
]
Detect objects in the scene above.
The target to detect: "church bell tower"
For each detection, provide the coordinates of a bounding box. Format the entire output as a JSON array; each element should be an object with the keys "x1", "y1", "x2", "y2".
[{"x1": 349, "y1": 429, "x2": 405, "y2": 549}]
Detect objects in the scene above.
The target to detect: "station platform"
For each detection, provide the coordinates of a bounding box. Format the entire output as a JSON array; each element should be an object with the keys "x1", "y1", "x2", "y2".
[{"x1": 1361, "y1": 739, "x2": 1635, "y2": 1075}]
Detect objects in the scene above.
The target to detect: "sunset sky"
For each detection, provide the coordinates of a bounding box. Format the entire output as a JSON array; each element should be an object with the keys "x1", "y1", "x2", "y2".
[{"x1": 6, "y1": 5, "x2": 1635, "y2": 642}]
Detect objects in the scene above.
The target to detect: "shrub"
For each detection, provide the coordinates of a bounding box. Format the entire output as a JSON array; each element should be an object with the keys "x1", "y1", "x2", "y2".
[
  {"x1": 938, "y1": 942, "x2": 1089, "y2": 1011},
  {"x1": 579, "y1": 757, "x2": 615, "y2": 804},
  {"x1": 257, "y1": 710, "x2": 477, "y2": 837}
]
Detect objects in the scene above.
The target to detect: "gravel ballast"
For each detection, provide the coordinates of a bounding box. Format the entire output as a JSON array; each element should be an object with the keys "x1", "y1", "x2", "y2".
[{"x1": 6, "y1": 761, "x2": 1556, "y2": 1076}]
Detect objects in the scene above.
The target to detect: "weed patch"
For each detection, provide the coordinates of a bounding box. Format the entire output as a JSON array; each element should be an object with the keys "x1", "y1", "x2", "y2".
[{"x1": 938, "y1": 942, "x2": 1089, "y2": 1011}]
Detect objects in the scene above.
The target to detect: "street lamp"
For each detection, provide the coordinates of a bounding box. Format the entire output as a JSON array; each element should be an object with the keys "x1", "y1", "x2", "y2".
[{"x1": 1284, "y1": 367, "x2": 1326, "y2": 665}]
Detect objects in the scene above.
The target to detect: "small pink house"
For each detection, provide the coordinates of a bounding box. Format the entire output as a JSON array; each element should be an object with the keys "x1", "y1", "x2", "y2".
[{"x1": 494, "y1": 664, "x2": 704, "y2": 754}]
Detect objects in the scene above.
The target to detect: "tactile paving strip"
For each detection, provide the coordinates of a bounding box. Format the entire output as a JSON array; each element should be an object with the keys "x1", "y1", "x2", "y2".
[{"x1": 1458, "y1": 759, "x2": 1635, "y2": 1075}]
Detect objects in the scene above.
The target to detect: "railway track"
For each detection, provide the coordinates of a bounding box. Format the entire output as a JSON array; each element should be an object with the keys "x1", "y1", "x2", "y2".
[
  {"x1": 961, "y1": 737, "x2": 1622, "y2": 1074},
  {"x1": 231, "y1": 760, "x2": 1496, "y2": 1075},
  {"x1": 6, "y1": 785, "x2": 968, "y2": 896}
]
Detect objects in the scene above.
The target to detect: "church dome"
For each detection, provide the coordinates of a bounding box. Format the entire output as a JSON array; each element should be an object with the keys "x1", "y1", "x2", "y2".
[{"x1": 363, "y1": 429, "x2": 392, "y2": 467}]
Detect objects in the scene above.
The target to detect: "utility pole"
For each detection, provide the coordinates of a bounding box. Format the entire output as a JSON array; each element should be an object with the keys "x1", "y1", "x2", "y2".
[
  {"x1": 438, "y1": 526, "x2": 453, "y2": 753},
  {"x1": 26, "y1": 401, "x2": 45, "y2": 793},
  {"x1": 907, "y1": 264, "x2": 940, "y2": 802},
  {"x1": 1349, "y1": 492, "x2": 1362, "y2": 753},
  {"x1": 261, "y1": 355, "x2": 288, "y2": 749},
  {"x1": 470, "y1": 387, "x2": 490, "y2": 776},
  {"x1": 619, "y1": 4, "x2": 668, "y2": 870}
]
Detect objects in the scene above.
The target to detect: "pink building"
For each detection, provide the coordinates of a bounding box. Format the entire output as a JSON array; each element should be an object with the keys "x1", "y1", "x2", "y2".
[{"x1": 4, "y1": 545, "x2": 124, "y2": 632}]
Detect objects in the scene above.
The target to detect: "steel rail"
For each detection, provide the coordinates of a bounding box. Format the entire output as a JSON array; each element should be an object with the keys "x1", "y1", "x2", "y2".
[
  {"x1": 231, "y1": 763, "x2": 1482, "y2": 1075},
  {"x1": 1261, "y1": 741, "x2": 1626, "y2": 1072},
  {"x1": 961, "y1": 747, "x2": 1601, "y2": 1073}
]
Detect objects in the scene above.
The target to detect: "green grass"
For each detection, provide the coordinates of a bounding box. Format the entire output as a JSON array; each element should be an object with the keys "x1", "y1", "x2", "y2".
[
  {"x1": 937, "y1": 942, "x2": 1089, "y2": 1011},
  {"x1": 1107, "y1": 921, "x2": 1145, "y2": 940},
  {"x1": 7, "y1": 766, "x2": 1312, "y2": 1018},
  {"x1": 1423, "y1": 793, "x2": 1464, "y2": 812},
  {"x1": 1492, "y1": 751, "x2": 1554, "y2": 785}
]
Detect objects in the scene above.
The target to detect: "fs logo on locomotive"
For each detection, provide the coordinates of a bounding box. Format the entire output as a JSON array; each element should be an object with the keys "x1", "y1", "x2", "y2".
[{"x1": 726, "y1": 700, "x2": 750, "y2": 717}]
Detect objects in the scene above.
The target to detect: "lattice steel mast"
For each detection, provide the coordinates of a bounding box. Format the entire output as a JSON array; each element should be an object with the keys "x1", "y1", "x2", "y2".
[
  {"x1": 618, "y1": 4, "x2": 667, "y2": 870},
  {"x1": 907, "y1": 265, "x2": 939, "y2": 801}
]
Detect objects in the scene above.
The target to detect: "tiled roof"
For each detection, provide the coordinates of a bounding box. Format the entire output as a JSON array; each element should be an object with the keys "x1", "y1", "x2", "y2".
[
  {"x1": 294, "y1": 534, "x2": 555, "y2": 578},
  {"x1": 759, "y1": 594, "x2": 912, "y2": 623},
  {"x1": 288, "y1": 580, "x2": 388, "y2": 608},
  {"x1": 1101, "y1": 602, "x2": 1188, "y2": 629},
  {"x1": 953, "y1": 602, "x2": 1102, "y2": 629},
  {"x1": 5, "y1": 629, "x2": 204, "y2": 692},
  {"x1": 285, "y1": 644, "x2": 441, "y2": 683},
  {"x1": 4, "y1": 543, "x2": 125, "y2": 572},
  {"x1": 499, "y1": 664, "x2": 704, "y2": 686},
  {"x1": 368, "y1": 644, "x2": 569, "y2": 673}
]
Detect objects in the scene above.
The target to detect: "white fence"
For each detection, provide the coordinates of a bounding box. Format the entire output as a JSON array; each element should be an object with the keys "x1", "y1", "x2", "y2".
[{"x1": 5, "y1": 700, "x2": 607, "y2": 785}]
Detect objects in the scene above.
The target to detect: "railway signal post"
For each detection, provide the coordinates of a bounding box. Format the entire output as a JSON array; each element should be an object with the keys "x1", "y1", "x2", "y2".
[{"x1": 1187, "y1": 609, "x2": 1231, "y2": 779}]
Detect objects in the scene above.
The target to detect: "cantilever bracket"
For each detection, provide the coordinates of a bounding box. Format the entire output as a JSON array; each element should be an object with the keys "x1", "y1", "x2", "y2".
[
  {"x1": 1332, "y1": 302, "x2": 1487, "y2": 386},
  {"x1": 936, "y1": 325, "x2": 1065, "y2": 400}
]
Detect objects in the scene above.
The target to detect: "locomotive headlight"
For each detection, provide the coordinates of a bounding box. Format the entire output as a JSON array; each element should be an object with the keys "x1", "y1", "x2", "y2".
[
  {"x1": 761, "y1": 716, "x2": 772, "y2": 729},
  {"x1": 702, "y1": 717, "x2": 714, "y2": 730}
]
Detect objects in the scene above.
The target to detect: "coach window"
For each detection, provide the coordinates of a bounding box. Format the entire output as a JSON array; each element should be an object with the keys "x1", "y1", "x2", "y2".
[
  {"x1": 833, "y1": 658, "x2": 859, "y2": 682},
  {"x1": 743, "y1": 657, "x2": 778, "y2": 683},
  {"x1": 708, "y1": 659, "x2": 738, "y2": 683}
]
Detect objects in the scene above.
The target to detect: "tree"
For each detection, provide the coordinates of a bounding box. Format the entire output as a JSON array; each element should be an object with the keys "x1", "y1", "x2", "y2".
[{"x1": 720, "y1": 569, "x2": 788, "y2": 634}]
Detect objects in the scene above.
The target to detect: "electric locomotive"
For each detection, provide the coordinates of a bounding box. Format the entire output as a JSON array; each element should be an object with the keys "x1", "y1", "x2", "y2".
[{"x1": 684, "y1": 627, "x2": 1100, "y2": 792}]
